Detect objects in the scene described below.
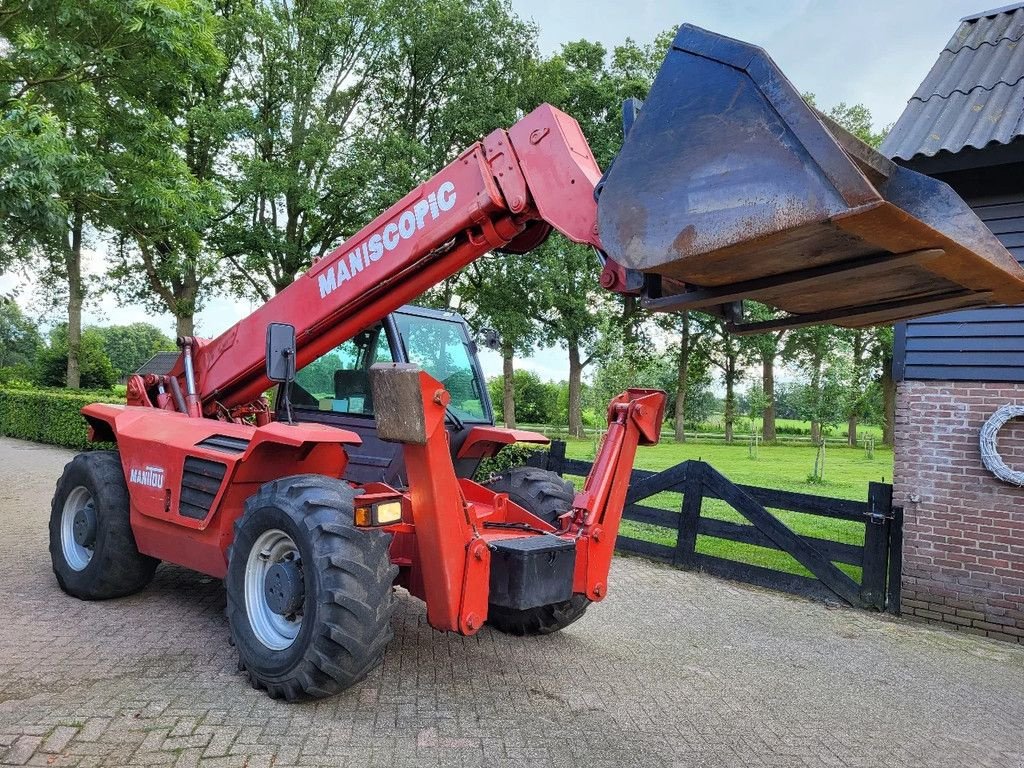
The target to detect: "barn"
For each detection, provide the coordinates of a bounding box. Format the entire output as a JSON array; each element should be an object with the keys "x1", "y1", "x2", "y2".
[{"x1": 881, "y1": 2, "x2": 1024, "y2": 642}]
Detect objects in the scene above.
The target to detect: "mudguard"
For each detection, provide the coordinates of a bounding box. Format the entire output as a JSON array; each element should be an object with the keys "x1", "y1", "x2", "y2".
[{"x1": 81, "y1": 403, "x2": 362, "y2": 577}]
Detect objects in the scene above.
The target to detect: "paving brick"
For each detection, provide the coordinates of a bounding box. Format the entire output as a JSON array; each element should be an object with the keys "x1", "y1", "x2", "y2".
[{"x1": 3, "y1": 437, "x2": 1024, "y2": 768}]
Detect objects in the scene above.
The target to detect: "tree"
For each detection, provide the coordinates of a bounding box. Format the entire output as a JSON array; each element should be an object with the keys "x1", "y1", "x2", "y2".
[
  {"x1": 738, "y1": 304, "x2": 788, "y2": 443},
  {"x1": 0, "y1": 296, "x2": 42, "y2": 367},
  {"x1": 217, "y1": 0, "x2": 397, "y2": 297},
  {"x1": 532, "y1": 242, "x2": 613, "y2": 437},
  {"x1": 35, "y1": 326, "x2": 116, "y2": 389},
  {"x1": 803, "y1": 94, "x2": 889, "y2": 149},
  {"x1": 363, "y1": 0, "x2": 538, "y2": 426},
  {"x1": 784, "y1": 325, "x2": 849, "y2": 441},
  {"x1": 106, "y1": 0, "x2": 249, "y2": 338},
  {"x1": 94, "y1": 323, "x2": 176, "y2": 380},
  {"x1": 695, "y1": 315, "x2": 747, "y2": 443},
  {"x1": 867, "y1": 326, "x2": 896, "y2": 445},
  {"x1": 520, "y1": 39, "x2": 626, "y2": 437},
  {"x1": 487, "y1": 370, "x2": 557, "y2": 425},
  {"x1": 460, "y1": 255, "x2": 543, "y2": 428},
  {"x1": 840, "y1": 328, "x2": 871, "y2": 446},
  {"x1": 655, "y1": 311, "x2": 709, "y2": 442},
  {"x1": 1, "y1": 0, "x2": 218, "y2": 386}
]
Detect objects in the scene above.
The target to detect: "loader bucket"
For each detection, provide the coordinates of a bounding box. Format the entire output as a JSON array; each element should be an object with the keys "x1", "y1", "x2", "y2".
[{"x1": 597, "y1": 24, "x2": 1024, "y2": 330}]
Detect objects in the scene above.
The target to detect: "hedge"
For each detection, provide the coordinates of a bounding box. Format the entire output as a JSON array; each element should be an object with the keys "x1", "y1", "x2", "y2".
[{"x1": 0, "y1": 388, "x2": 122, "y2": 450}]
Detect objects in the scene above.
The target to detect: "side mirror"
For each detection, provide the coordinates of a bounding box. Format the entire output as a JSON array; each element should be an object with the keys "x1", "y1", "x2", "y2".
[
  {"x1": 266, "y1": 322, "x2": 296, "y2": 383},
  {"x1": 477, "y1": 327, "x2": 501, "y2": 351}
]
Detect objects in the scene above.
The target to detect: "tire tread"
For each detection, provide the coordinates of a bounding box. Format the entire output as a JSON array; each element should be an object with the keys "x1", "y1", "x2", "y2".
[
  {"x1": 484, "y1": 467, "x2": 590, "y2": 636},
  {"x1": 49, "y1": 451, "x2": 158, "y2": 600},
  {"x1": 226, "y1": 474, "x2": 398, "y2": 701}
]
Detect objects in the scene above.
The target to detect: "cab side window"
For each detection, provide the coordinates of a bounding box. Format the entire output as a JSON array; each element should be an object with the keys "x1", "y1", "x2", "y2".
[{"x1": 291, "y1": 324, "x2": 393, "y2": 416}]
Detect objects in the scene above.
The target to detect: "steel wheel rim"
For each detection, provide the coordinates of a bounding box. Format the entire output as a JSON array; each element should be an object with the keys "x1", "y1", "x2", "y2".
[
  {"x1": 245, "y1": 529, "x2": 303, "y2": 650},
  {"x1": 61, "y1": 486, "x2": 95, "y2": 571}
]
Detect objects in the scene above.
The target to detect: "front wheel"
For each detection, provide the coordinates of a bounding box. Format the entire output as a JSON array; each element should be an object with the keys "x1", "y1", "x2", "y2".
[
  {"x1": 226, "y1": 475, "x2": 398, "y2": 700},
  {"x1": 49, "y1": 451, "x2": 158, "y2": 600},
  {"x1": 485, "y1": 467, "x2": 591, "y2": 635}
]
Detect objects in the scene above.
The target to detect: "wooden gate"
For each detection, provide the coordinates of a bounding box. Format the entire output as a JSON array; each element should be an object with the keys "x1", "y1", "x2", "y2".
[{"x1": 529, "y1": 444, "x2": 903, "y2": 612}]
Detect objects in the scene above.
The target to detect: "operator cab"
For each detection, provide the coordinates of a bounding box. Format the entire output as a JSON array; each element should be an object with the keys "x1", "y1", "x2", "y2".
[{"x1": 281, "y1": 305, "x2": 495, "y2": 484}]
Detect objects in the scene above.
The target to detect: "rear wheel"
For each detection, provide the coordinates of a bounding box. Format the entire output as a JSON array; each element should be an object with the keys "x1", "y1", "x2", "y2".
[
  {"x1": 226, "y1": 475, "x2": 398, "y2": 700},
  {"x1": 485, "y1": 467, "x2": 590, "y2": 635},
  {"x1": 49, "y1": 451, "x2": 158, "y2": 600}
]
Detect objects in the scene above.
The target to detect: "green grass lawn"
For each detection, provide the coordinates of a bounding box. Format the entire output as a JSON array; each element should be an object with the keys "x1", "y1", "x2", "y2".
[{"x1": 555, "y1": 437, "x2": 894, "y2": 582}]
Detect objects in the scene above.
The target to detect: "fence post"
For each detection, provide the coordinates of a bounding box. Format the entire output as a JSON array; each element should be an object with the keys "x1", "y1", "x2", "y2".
[
  {"x1": 674, "y1": 461, "x2": 703, "y2": 569},
  {"x1": 861, "y1": 482, "x2": 892, "y2": 610},
  {"x1": 886, "y1": 505, "x2": 904, "y2": 615},
  {"x1": 546, "y1": 440, "x2": 566, "y2": 476}
]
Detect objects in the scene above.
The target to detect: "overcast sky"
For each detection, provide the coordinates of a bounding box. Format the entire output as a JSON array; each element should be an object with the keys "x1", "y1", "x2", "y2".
[
  {"x1": 513, "y1": 0, "x2": 988, "y2": 129},
  {"x1": 2, "y1": 1, "x2": 995, "y2": 381}
]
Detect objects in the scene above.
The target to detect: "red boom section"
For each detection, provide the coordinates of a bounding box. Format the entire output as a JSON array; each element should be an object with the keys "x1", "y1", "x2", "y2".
[{"x1": 190, "y1": 105, "x2": 605, "y2": 415}]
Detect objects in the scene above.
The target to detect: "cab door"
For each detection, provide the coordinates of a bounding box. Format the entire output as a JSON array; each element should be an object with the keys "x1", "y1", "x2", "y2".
[{"x1": 286, "y1": 320, "x2": 406, "y2": 485}]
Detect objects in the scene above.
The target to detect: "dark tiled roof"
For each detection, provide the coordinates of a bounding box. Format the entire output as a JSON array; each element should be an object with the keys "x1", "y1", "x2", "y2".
[
  {"x1": 881, "y1": 3, "x2": 1024, "y2": 161},
  {"x1": 134, "y1": 352, "x2": 179, "y2": 376}
]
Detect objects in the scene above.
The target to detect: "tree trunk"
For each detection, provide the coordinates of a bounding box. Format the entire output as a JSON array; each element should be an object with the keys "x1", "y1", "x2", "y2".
[
  {"x1": 502, "y1": 345, "x2": 516, "y2": 429},
  {"x1": 808, "y1": 348, "x2": 823, "y2": 446},
  {"x1": 724, "y1": 353, "x2": 736, "y2": 444},
  {"x1": 848, "y1": 330, "x2": 864, "y2": 448},
  {"x1": 761, "y1": 353, "x2": 776, "y2": 443},
  {"x1": 64, "y1": 208, "x2": 84, "y2": 389},
  {"x1": 673, "y1": 316, "x2": 689, "y2": 442},
  {"x1": 567, "y1": 339, "x2": 584, "y2": 439},
  {"x1": 175, "y1": 314, "x2": 194, "y2": 339},
  {"x1": 621, "y1": 295, "x2": 638, "y2": 348},
  {"x1": 882, "y1": 354, "x2": 895, "y2": 446}
]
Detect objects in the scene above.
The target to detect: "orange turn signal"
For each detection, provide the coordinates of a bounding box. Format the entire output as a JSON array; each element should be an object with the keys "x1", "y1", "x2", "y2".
[{"x1": 354, "y1": 498, "x2": 403, "y2": 527}]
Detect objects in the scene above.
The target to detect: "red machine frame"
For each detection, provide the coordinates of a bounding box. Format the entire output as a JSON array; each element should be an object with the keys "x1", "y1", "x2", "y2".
[{"x1": 83, "y1": 103, "x2": 667, "y2": 636}]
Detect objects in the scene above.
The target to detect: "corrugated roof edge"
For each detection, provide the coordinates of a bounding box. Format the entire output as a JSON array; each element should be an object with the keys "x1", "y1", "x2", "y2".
[
  {"x1": 961, "y1": 1, "x2": 1024, "y2": 22},
  {"x1": 882, "y1": 4, "x2": 1024, "y2": 162}
]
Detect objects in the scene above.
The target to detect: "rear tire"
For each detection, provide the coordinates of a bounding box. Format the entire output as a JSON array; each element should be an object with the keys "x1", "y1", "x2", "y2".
[
  {"x1": 226, "y1": 475, "x2": 398, "y2": 700},
  {"x1": 484, "y1": 467, "x2": 590, "y2": 635},
  {"x1": 49, "y1": 451, "x2": 158, "y2": 600}
]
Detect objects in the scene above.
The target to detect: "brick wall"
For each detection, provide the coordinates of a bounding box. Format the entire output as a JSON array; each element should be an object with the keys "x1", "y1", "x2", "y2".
[{"x1": 894, "y1": 381, "x2": 1024, "y2": 643}]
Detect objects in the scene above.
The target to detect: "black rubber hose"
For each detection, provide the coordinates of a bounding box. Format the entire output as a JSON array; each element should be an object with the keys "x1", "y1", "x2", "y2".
[{"x1": 166, "y1": 375, "x2": 188, "y2": 414}]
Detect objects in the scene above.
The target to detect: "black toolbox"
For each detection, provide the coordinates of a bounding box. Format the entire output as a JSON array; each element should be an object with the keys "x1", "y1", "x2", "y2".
[{"x1": 488, "y1": 535, "x2": 576, "y2": 610}]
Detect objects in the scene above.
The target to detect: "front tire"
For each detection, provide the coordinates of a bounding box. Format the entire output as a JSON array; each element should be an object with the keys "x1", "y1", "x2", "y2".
[
  {"x1": 485, "y1": 467, "x2": 590, "y2": 635},
  {"x1": 49, "y1": 451, "x2": 158, "y2": 600},
  {"x1": 226, "y1": 475, "x2": 398, "y2": 700}
]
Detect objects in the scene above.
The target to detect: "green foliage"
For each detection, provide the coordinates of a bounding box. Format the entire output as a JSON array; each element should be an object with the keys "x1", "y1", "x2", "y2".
[
  {"x1": 93, "y1": 323, "x2": 175, "y2": 379},
  {"x1": 0, "y1": 365, "x2": 35, "y2": 388},
  {"x1": 0, "y1": 387, "x2": 120, "y2": 449},
  {"x1": 488, "y1": 370, "x2": 560, "y2": 424},
  {"x1": 473, "y1": 442, "x2": 547, "y2": 482},
  {"x1": 803, "y1": 93, "x2": 889, "y2": 148},
  {"x1": 0, "y1": 297, "x2": 42, "y2": 366},
  {"x1": 1, "y1": 0, "x2": 221, "y2": 384},
  {"x1": 35, "y1": 326, "x2": 116, "y2": 389}
]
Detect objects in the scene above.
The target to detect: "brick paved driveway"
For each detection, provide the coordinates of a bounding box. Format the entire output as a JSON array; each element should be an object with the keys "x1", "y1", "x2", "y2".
[{"x1": 1, "y1": 437, "x2": 1022, "y2": 768}]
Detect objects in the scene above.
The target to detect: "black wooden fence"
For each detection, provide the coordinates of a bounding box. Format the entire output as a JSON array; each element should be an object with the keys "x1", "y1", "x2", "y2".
[{"x1": 528, "y1": 442, "x2": 903, "y2": 612}]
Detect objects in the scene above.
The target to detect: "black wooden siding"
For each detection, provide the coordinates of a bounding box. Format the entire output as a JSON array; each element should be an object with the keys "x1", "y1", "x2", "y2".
[{"x1": 896, "y1": 191, "x2": 1024, "y2": 383}]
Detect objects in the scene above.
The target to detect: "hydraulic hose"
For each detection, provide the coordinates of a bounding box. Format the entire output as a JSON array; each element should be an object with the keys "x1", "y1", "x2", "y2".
[{"x1": 166, "y1": 375, "x2": 188, "y2": 415}]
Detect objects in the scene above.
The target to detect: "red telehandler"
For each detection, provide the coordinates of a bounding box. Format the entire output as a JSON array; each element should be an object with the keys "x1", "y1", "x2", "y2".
[{"x1": 49, "y1": 25, "x2": 1024, "y2": 700}]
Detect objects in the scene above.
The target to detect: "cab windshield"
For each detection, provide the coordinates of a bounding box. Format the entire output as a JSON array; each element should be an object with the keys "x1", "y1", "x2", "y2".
[{"x1": 290, "y1": 314, "x2": 489, "y2": 423}]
